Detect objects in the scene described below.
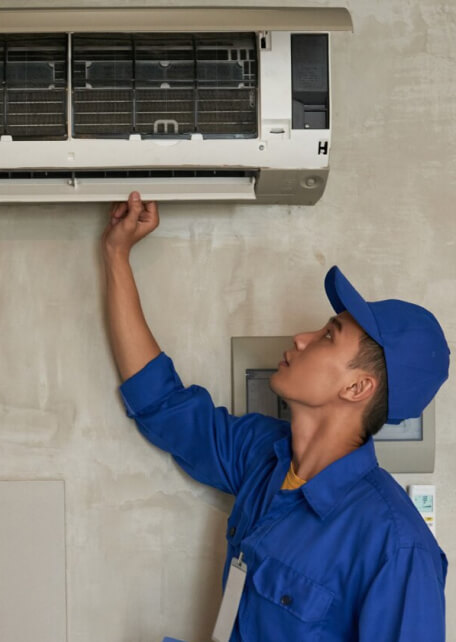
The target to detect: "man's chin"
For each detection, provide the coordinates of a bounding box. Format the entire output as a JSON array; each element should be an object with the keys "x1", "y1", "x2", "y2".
[{"x1": 268, "y1": 372, "x2": 280, "y2": 395}]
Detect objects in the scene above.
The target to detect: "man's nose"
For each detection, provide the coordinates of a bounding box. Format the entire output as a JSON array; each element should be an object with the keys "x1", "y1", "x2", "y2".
[{"x1": 293, "y1": 331, "x2": 317, "y2": 350}]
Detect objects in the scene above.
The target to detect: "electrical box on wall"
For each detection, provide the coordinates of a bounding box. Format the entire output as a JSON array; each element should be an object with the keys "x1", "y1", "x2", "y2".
[
  {"x1": 0, "y1": 6, "x2": 352, "y2": 204},
  {"x1": 232, "y1": 336, "x2": 436, "y2": 474}
]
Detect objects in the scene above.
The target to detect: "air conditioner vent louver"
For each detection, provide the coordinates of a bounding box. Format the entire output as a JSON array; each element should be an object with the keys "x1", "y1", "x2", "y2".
[
  {"x1": 0, "y1": 169, "x2": 256, "y2": 180},
  {"x1": 0, "y1": 34, "x2": 67, "y2": 140},
  {"x1": 71, "y1": 33, "x2": 258, "y2": 139}
]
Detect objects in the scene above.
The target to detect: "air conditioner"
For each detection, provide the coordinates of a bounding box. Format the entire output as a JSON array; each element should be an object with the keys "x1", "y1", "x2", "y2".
[{"x1": 0, "y1": 6, "x2": 352, "y2": 204}]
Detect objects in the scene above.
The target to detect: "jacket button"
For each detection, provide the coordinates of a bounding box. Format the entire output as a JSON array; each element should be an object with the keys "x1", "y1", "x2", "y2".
[
  {"x1": 229, "y1": 526, "x2": 237, "y2": 537},
  {"x1": 280, "y1": 594, "x2": 293, "y2": 606}
]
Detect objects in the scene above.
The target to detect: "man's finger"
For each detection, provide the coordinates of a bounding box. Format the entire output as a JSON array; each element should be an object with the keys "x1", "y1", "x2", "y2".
[
  {"x1": 112, "y1": 202, "x2": 129, "y2": 219},
  {"x1": 144, "y1": 200, "x2": 158, "y2": 213},
  {"x1": 125, "y1": 191, "x2": 143, "y2": 224}
]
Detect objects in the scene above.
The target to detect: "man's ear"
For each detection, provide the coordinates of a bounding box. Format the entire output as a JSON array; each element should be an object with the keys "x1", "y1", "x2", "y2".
[{"x1": 339, "y1": 373, "x2": 377, "y2": 404}]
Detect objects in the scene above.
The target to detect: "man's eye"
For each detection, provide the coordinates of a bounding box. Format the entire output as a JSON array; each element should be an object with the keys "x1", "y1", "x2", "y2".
[{"x1": 324, "y1": 329, "x2": 332, "y2": 339}]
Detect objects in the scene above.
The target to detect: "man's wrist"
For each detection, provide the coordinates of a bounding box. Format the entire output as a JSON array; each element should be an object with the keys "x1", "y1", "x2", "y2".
[{"x1": 102, "y1": 245, "x2": 131, "y2": 264}]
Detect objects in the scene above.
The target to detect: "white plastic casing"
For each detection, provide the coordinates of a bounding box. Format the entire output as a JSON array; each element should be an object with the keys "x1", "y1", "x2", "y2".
[
  {"x1": 408, "y1": 485, "x2": 436, "y2": 535},
  {"x1": 0, "y1": 23, "x2": 333, "y2": 202}
]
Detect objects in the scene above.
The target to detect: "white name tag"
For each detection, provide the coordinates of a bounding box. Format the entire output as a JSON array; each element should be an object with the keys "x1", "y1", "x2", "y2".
[{"x1": 212, "y1": 553, "x2": 247, "y2": 642}]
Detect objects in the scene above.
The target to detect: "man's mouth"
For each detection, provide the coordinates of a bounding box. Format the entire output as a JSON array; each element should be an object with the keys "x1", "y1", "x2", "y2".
[{"x1": 278, "y1": 351, "x2": 289, "y2": 367}]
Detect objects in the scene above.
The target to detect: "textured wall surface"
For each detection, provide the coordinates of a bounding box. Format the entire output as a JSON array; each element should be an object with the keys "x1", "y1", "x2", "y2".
[{"x1": 0, "y1": 1, "x2": 455, "y2": 641}]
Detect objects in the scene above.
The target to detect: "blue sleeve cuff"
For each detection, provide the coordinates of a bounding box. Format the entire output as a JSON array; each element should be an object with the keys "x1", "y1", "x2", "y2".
[{"x1": 118, "y1": 351, "x2": 184, "y2": 417}]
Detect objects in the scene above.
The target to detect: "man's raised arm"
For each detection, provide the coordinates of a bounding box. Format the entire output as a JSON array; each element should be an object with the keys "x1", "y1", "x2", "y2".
[
  {"x1": 100, "y1": 191, "x2": 283, "y2": 496},
  {"x1": 101, "y1": 191, "x2": 161, "y2": 381}
]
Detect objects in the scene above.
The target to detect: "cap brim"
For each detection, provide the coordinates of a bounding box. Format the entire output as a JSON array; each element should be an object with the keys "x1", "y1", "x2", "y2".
[{"x1": 324, "y1": 266, "x2": 383, "y2": 345}]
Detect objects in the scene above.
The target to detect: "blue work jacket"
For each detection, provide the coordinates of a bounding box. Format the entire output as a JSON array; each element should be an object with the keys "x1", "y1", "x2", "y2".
[{"x1": 119, "y1": 351, "x2": 447, "y2": 641}]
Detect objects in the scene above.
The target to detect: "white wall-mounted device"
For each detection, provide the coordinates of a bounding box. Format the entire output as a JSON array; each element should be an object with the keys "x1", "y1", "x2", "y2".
[
  {"x1": 0, "y1": 6, "x2": 352, "y2": 204},
  {"x1": 408, "y1": 485, "x2": 436, "y2": 535}
]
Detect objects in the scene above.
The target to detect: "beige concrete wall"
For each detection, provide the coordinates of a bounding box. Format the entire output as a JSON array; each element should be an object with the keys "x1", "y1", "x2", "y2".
[{"x1": 0, "y1": 1, "x2": 455, "y2": 640}]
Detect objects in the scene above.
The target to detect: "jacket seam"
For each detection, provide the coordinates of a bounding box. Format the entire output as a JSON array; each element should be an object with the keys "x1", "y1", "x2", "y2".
[{"x1": 365, "y1": 471, "x2": 402, "y2": 548}]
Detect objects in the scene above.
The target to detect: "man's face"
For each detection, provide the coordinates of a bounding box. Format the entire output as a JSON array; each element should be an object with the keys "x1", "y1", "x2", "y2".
[{"x1": 269, "y1": 310, "x2": 367, "y2": 409}]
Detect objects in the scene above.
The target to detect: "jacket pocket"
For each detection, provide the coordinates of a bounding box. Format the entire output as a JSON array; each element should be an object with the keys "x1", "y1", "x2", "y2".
[
  {"x1": 238, "y1": 556, "x2": 334, "y2": 641},
  {"x1": 252, "y1": 556, "x2": 334, "y2": 622}
]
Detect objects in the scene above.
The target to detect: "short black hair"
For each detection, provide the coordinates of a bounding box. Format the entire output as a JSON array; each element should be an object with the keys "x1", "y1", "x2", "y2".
[{"x1": 346, "y1": 332, "x2": 388, "y2": 441}]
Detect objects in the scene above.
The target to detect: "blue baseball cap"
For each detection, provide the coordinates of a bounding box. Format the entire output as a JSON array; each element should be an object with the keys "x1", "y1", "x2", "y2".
[{"x1": 324, "y1": 266, "x2": 450, "y2": 424}]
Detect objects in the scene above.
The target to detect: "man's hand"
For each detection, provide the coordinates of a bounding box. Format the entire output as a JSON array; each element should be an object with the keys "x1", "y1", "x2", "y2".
[{"x1": 102, "y1": 191, "x2": 159, "y2": 258}]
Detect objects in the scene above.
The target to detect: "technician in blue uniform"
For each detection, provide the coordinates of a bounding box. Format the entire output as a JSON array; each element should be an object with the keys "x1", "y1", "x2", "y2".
[{"x1": 102, "y1": 192, "x2": 450, "y2": 641}]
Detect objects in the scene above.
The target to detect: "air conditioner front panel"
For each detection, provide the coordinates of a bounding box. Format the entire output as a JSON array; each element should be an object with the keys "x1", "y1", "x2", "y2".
[{"x1": 0, "y1": 8, "x2": 353, "y2": 33}]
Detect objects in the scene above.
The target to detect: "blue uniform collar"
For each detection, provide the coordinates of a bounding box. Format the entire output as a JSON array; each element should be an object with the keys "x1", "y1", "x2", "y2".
[{"x1": 274, "y1": 434, "x2": 379, "y2": 520}]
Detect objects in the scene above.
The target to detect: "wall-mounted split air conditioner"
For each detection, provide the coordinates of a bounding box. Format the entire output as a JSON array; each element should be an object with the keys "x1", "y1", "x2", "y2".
[{"x1": 0, "y1": 7, "x2": 352, "y2": 204}]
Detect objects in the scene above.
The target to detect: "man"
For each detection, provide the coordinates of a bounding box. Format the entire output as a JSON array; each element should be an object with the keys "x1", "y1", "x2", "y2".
[{"x1": 102, "y1": 191, "x2": 450, "y2": 641}]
